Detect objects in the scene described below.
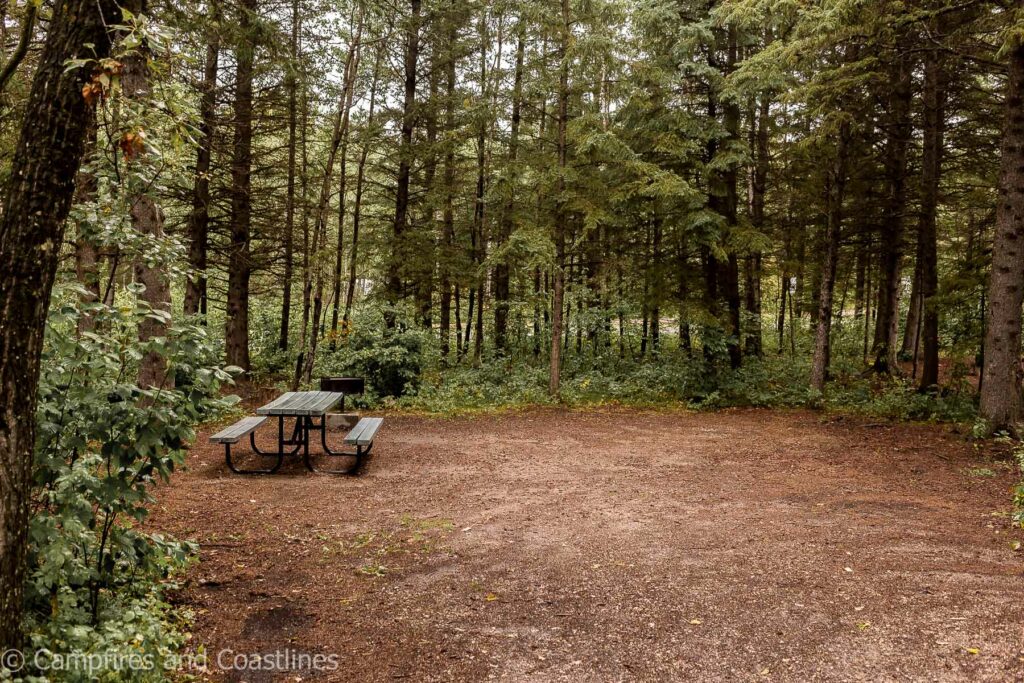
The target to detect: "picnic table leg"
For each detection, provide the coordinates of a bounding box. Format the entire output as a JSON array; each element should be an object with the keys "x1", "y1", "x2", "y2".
[
  {"x1": 302, "y1": 416, "x2": 313, "y2": 471},
  {"x1": 225, "y1": 440, "x2": 284, "y2": 475},
  {"x1": 249, "y1": 416, "x2": 301, "y2": 458},
  {"x1": 305, "y1": 419, "x2": 368, "y2": 474},
  {"x1": 318, "y1": 423, "x2": 358, "y2": 458}
]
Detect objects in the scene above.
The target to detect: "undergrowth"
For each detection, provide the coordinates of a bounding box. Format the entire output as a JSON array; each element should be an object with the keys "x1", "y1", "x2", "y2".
[{"x1": 289, "y1": 320, "x2": 979, "y2": 424}]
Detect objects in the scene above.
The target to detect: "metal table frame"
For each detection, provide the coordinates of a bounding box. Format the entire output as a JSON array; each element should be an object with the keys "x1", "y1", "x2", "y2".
[{"x1": 226, "y1": 391, "x2": 368, "y2": 474}]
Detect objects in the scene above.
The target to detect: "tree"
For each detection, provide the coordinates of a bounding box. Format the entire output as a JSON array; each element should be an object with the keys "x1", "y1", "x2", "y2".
[
  {"x1": 122, "y1": 11, "x2": 173, "y2": 390},
  {"x1": 0, "y1": 0, "x2": 122, "y2": 648},
  {"x1": 344, "y1": 44, "x2": 384, "y2": 328},
  {"x1": 810, "y1": 117, "x2": 851, "y2": 392},
  {"x1": 871, "y1": 45, "x2": 913, "y2": 375},
  {"x1": 184, "y1": 0, "x2": 219, "y2": 319},
  {"x1": 916, "y1": 35, "x2": 946, "y2": 390},
  {"x1": 279, "y1": 0, "x2": 300, "y2": 349},
  {"x1": 493, "y1": 23, "x2": 525, "y2": 354},
  {"x1": 385, "y1": 0, "x2": 422, "y2": 329},
  {"x1": 549, "y1": 0, "x2": 571, "y2": 396},
  {"x1": 980, "y1": 40, "x2": 1024, "y2": 432},
  {"x1": 225, "y1": 0, "x2": 257, "y2": 371}
]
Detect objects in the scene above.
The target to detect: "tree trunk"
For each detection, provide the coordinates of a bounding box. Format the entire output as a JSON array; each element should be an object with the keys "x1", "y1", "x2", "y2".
[
  {"x1": 872, "y1": 54, "x2": 912, "y2": 374},
  {"x1": 777, "y1": 272, "x2": 787, "y2": 353},
  {"x1": 549, "y1": 0, "x2": 570, "y2": 397},
  {"x1": 279, "y1": 0, "x2": 298, "y2": 349},
  {"x1": 329, "y1": 11, "x2": 366, "y2": 344},
  {"x1": 385, "y1": 0, "x2": 421, "y2": 329},
  {"x1": 723, "y1": 24, "x2": 742, "y2": 369},
  {"x1": 494, "y1": 28, "x2": 524, "y2": 354},
  {"x1": 439, "y1": 26, "x2": 457, "y2": 358},
  {"x1": 454, "y1": 283, "x2": 462, "y2": 354},
  {"x1": 980, "y1": 43, "x2": 1024, "y2": 431},
  {"x1": 901, "y1": 267, "x2": 921, "y2": 357},
  {"x1": 853, "y1": 231, "x2": 866, "y2": 320},
  {"x1": 462, "y1": 285, "x2": 474, "y2": 355},
  {"x1": 184, "y1": 1, "x2": 219, "y2": 320},
  {"x1": 414, "y1": 57, "x2": 439, "y2": 331},
  {"x1": 746, "y1": 89, "x2": 769, "y2": 356},
  {"x1": 311, "y1": 9, "x2": 362, "y2": 345},
  {"x1": 298, "y1": 9, "x2": 361, "y2": 378},
  {"x1": 917, "y1": 45, "x2": 945, "y2": 390},
  {"x1": 344, "y1": 45, "x2": 382, "y2": 328},
  {"x1": 0, "y1": 0, "x2": 121, "y2": 648},
  {"x1": 225, "y1": 0, "x2": 257, "y2": 371},
  {"x1": 293, "y1": 61, "x2": 312, "y2": 390},
  {"x1": 470, "y1": 11, "x2": 491, "y2": 363},
  {"x1": 641, "y1": 226, "x2": 651, "y2": 357},
  {"x1": 651, "y1": 219, "x2": 662, "y2": 354},
  {"x1": 677, "y1": 233, "x2": 692, "y2": 355},
  {"x1": 124, "y1": 35, "x2": 172, "y2": 390},
  {"x1": 810, "y1": 119, "x2": 851, "y2": 392}
]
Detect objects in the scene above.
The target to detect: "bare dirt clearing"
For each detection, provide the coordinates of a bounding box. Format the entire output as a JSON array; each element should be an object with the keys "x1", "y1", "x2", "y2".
[{"x1": 149, "y1": 407, "x2": 1024, "y2": 682}]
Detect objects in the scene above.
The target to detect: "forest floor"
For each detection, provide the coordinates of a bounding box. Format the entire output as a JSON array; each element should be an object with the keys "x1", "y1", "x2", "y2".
[{"x1": 149, "y1": 405, "x2": 1024, "y2": 682}]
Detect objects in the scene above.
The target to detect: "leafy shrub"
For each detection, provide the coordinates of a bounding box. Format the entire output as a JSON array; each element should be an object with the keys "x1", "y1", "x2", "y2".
[
  {"x1": 20, "y1": 286, "x2": 238, "y2": 681},
  {"x1": 315, "y1": 313, "x2": 427, "y2": 399}
]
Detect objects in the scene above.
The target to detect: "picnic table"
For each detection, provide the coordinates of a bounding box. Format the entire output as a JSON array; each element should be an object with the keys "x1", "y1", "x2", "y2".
[{"x1": 210, "y1": 390, "x2": 383, "y2": 475}]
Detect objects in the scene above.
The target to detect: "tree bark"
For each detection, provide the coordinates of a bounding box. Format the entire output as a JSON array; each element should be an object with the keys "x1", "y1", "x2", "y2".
[
  {"x1": 413, "y1": 56, "x2": 439, "y2": 331},
  {"x1": 872, "y1": 53, "x2": 912, "y2": 374},
  {"x1": 226, "y1": 0, "x2": 257, "y2": 371},
  {"x1": 723, "y1": 24, "x2": 742, "y2": 369},
  {"x1": 917, "y1": 45, "x2": 945, "y2": 390},
  {"x1": 344, "y1": 45, "x2": 382, "y2": 328},
  {"x1": 184, "y1": 1, "x2": 219, "y2": 319},
  {"x1": 385, "y1": 0, "x2": 421, "y2": 329},
  {"x1": 330, "y1": 11, "x2": 366, "y2": 343},
  {"x1": 651, "y1": 219, "x2": 662, "y2": 354},
  {"x1": 980, "y1": 43, "x2": 1024, "y2": 431},
  {"x1": 900, "y1": 267, "x2": 921, "y2": 357},
  {"x1": 549, "y1": 0, "x2": 570, "y2": 396},
  {"x1": 293, "y1": 57, "x2": 312, "y2": 390},
  {"x1": 0, "y1": 0, "x2": 120, "y2": 648},
  {"x1": 298, "y1": 8, "x2": 362, "y2": 379},
  {"x1": 279, "y1": 0, "x2": 298, "y2": 349},
  {"x1": 745, "y1": 89, "x2": 769, "y2": 356},
  {"x1": 123, "y1": 31, "x2": 172, "y2": 390},
  {"x1": 494, "y1": 28, "x2": 525, "y2": 354},
  {"x1": 439, "y1": 23, "x2": 457, "y2": 359},
  {"x1": 810, "y1": 119, "x2": 851, "y2": 392}
]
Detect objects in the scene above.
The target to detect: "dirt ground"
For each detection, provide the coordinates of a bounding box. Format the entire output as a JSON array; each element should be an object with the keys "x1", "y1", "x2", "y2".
[{"x1": 148, "y1": 406, "x2": 1024, "y2": 682}]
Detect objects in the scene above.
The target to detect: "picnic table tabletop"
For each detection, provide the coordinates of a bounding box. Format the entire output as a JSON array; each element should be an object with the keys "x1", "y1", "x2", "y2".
[{"x1": 255, "y1": 391, "x2": 344, "y2": 417}]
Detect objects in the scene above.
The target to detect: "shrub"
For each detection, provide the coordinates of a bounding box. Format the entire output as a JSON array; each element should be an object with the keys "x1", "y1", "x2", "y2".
[
  {"x1": 20, "y1": 286, "x2": 238, "y2": 681},
  {"x1": 315, "y1": 312, "x2": 427, "y2": 399}
]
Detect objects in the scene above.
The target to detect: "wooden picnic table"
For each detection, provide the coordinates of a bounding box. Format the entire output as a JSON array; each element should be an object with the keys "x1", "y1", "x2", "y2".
[
  {"x1": 211, "y1": 390, "x2": 381, "y2": 475},
  {"x1": 256, "y1": 390, "x2": 344, "y2": 417}
]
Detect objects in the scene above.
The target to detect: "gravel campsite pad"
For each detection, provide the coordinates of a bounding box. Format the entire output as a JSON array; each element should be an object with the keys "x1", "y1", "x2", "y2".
[{"x1": 148, "y1": 407, "x2": 1024, "y2": 682}]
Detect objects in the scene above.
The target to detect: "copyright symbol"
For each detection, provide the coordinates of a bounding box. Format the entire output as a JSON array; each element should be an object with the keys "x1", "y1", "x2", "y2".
[{"x1": 1, "y1": 649, "x2": 24, "y2": 672}]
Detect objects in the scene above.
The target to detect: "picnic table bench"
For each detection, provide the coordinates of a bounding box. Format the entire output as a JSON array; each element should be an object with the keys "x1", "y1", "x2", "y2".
[{"x1": 210, "y1": 390, "x2": 382, "y2": 475}]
